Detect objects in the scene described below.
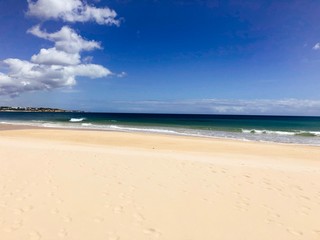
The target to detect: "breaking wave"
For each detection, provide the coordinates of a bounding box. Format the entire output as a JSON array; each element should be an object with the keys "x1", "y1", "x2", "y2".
[
  {"x1": 242, "y1": 129, "x2": 320, "y2": 137},
  {"x1": 69, "y1": 118, "x2": 86, "y2": 122}
]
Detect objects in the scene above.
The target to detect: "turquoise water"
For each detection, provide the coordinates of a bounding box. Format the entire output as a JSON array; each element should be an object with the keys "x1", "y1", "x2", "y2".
[{"x1": 0, "y1": 112, "x2": 320, "y2": 145}]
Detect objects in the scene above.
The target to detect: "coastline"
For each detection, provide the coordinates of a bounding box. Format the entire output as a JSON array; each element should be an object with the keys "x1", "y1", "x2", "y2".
[
  {"x1": 1, "y1": 112, "x2": 320, "y2": 146},
  {"x1": 1, "y1": 125, "x2": 320, "y2": 239},
  {"x1": 1, "y1": 121, "x2": 320, "y2": 148}
]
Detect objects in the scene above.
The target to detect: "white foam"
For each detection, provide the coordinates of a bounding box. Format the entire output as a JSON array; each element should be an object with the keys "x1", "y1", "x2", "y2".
[
  {"x1": 81, "y1": 123, "x2": 92, "y2": 126},
  {"x1": 108, "y1": 125, "x2": 178, "y2": 134},
  {"x1": 242, "y1": 129, "x2": 295, "y2": 136},
  {"x1": 69, "y1": 118, "x2": 85, "y2": 122},
  {"x1": 310, "y1": 131, "x2": 320, "y2": 136}
]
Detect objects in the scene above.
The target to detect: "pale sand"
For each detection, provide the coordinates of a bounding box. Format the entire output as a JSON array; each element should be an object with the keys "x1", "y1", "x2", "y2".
[{"x1": 0, "y1": 128, "x2": 320, "y2": 240}]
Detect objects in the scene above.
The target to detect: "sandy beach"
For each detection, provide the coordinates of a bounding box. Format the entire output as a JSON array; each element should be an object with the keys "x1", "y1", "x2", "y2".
[{"x1": 0, "y1": 126, "x2": 320, "y2": 240}]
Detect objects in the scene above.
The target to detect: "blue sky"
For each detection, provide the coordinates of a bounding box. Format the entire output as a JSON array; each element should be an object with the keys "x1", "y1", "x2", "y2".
[{"x1": 1, "y1": 0, "x2": 320, "y2": 115}]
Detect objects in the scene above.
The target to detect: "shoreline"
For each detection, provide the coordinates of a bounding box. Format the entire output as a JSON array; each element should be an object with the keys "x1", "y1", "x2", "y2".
[
  {"x1": 1, "y1": 122, "x2": 320, "y2": 148},
  {"x1": 1, "y1": 124, "x2": 320, "y2": 163}
]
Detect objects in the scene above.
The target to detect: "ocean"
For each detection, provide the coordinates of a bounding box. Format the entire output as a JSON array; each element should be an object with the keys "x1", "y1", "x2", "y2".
[{"x1": 0, "y1": 112, "x2": 320, "y2": 146}]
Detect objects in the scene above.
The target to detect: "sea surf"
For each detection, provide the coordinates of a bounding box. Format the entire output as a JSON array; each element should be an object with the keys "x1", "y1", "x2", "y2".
[{"x1": 0, "y1": 112, "x2": 320, "y2": 146}]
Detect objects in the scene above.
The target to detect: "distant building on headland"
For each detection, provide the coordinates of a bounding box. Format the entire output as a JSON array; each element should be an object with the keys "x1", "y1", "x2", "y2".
[{"x1": 0, "y1": 106, "x2": 82, "y2": 113}]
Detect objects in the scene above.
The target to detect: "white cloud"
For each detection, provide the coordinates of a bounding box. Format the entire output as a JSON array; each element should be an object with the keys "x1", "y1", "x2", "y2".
[
  {"x1": 66, "y1": 64, "x2": 111, "y2": 78},
  {"x1": 116, "y1": 71, "x2": 127, "y2": 78},
  {"x1": 27, "y1": 0, "x2": 119, "y2": 25},
  {"x1": 313, "y1": 43, "x2": 320, "y2": 50},
  {"x1": 31, "y1": 48, "x2": 81, "y2": 65},
  {"x1": 0, "y1": 58, "x2": 111, "y2": 96},
  {"x1": 28, "y1": 25, "x2": 101, "y2": 54},
  {"x1": 27, "y1": 26, "x2": 101, "y2": 66},
  {"x1": 0, "y1": 25, "x2": 112, "y2": 96}
]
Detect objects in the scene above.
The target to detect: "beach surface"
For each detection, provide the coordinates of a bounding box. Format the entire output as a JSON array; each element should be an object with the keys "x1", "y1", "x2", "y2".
[{"x1": 0, "y1": 126, "x2": 320, "y2": 240}]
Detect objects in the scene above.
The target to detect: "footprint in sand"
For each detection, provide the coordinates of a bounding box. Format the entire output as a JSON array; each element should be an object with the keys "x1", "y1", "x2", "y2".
[
  {"x1": 29, "y1": 231, "x2": 42, "y2": 240},
  {"x1": 114, "y1": 206, "x2": 124, "y2": 214},
  {"x1": 235, "y1": 196, "x2": 250, "y2": 212},
  {"x1": 107, "y1": 232, "x2": 120, "y2": 240},
  {"x1": 143, "y1": 228, "x2": 162, "y2": 238},
  {"x1": 265, "y1": 212, "x2": 283, "y2": 226},
  {"x1": 286, "y1": 228, "x2": 303, "y2": 236},
  {"x1": 313, "y1": 230, "x2": 320, "y2": 236},
  {"x1": 235, "y1": 202, "x2": 249, "y2": 212},
  {"x1": 55, "y1": 198, "x2": 64, "y2": 205},
  {"x1": 12, "y1": 208, "x2": 24, "y2": 215},
  {"x1": 62, "y1": 216, "x2": 72, "y2": 223},
  {"x1": 50, "y1": 208, "x2": 60, "y2": 215},
  {"x1": 102, "y1": 191, "x2": 109, "y2": 197},
  {"x1": 133, "y1": 212, "x2": 145, "y2": 223},
  {"x1": 104, "y1": 202, "x2": 111, "y2": 209},
  {"x1": 47, "y1": 192, "x2": 55, "y2": 197},
  {"x1": 58, "y1": 228, "x2": 68, "y2": 238},
  {"x1": 93, "y1": 217, "x2": 104, "y2": 223},
  {"x1": 3, "y1": 219, "x2": 23, "y2": 232},
  {"x1": 299, "y1": 195, "x2": 311, "y2": 201},
  {"x1": 298, "y1": 206, "x2": 310, "y2": 216}
]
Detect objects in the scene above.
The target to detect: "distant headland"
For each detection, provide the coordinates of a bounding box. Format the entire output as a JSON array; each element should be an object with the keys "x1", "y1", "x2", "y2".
[{"x1": 0, "y1": 106, "x2": 83, "y2": 113}]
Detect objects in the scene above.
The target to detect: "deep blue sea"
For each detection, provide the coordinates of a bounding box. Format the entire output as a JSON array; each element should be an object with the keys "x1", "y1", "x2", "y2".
[{"x1": 1, "y1": 112, "x2": 320, "y2": 145}]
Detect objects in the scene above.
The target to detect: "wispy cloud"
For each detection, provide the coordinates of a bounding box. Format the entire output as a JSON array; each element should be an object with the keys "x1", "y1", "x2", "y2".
[
  {"x1": 106, "y1": 98, "x2": 320, "y2": 116},
  {"x1": 116, "y1": 72, "x2": 127, "y2": 78},
  {"x1": 313, "y1": 43, "x2": 320, "y2": 50}
]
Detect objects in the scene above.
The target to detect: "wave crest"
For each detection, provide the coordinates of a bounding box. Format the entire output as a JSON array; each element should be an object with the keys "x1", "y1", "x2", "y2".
[
  {"x1": 69, "y1": 118, "x2": 86, "y2": 122},
  {"x1": 242, "y1": 129, "x2": 320, "y2": 137}
]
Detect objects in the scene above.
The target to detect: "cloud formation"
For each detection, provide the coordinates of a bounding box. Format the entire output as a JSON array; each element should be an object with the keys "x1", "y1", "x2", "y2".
[
  {"x1": 27, "y1": 0, "x2": 119, "y2": 25},
  {"x1": 28, "y1": 25, "x2": 101, "y2": 66},
  {"x1": 0, "y1": 1, "x2": 118, "y2": 96},
  {"x1": 1, "y1": 57, "x2": 110, "y2": 96},
  {"x1": 0, "y1": 25, "x2": 111, "y2": 96},
  {"x1": 0, "y1": 26, "x2": 112, "y2": 96},
  {"x1": 28, "y1": 25, "x2": 101, "y2": 54}
]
